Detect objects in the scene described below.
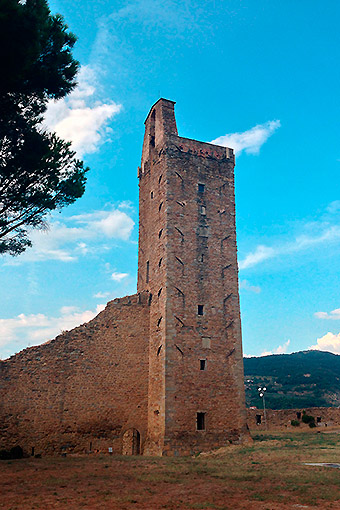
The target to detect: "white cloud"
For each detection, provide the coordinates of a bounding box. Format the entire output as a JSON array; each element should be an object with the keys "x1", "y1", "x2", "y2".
[
  {"x1": 93, "y1": 291, "x2": 111, "y2": 299},
  {"x1": 111, "y1": 272, "x2": 129, "y2": 282},
  {"x1": 239, "y1": 279, "x2": 261, "y2": 294},
  {"x1": 211, "y1": 120, "x2": 281, "y2": 155},
  {"x1": 261, "y1": 339, "x2": 291, "y2": 357},
  {"x1": 239, "y1": 245, "x2": 275, "y2": 270},
  {"x1": 70, "y1": 209, "x2": 135, "y2": 241},
  {"x1": 5, "y1": 206, "x2": 135, "y2": 263},
  {"x1": 0, "y1": 304, "x2": 105, "y2": 360},
  {"x1": 310, "y1": 332, "x2": 340, "y2": 354},
  {"x1": 43, "y1": 66, "x2": 122, "y2": 157},
  {"x1": 314, "y1": 308, "x2": 340, "y2": 320},
  {"x1": 239, "y1": 224, "x2": 340, "y2": 270}
]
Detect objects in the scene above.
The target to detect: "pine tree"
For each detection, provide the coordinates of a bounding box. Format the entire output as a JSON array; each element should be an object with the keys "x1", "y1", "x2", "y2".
[{"x1": 0, "y1": 0, "x2": 88, "y2": 255}]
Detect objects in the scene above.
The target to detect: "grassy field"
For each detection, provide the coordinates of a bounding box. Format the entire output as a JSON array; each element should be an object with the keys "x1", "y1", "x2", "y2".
[{"x1": 1, "y1": 430, "x2": 340, "y2": 509}]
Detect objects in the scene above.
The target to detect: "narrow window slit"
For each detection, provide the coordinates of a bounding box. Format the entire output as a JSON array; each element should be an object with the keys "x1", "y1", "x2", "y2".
[
  {"x1": 198, "y1": 305, "x2": 204, "y2": 316},
  {"x1": 157, "y1": 316, "x2": 162, "y2": 327},
  {"x1": 198, "y1": 183, "x2": 205, "y2": 193},
  {"x1": 157, "y1": 345, "x2": 162, "y2": 356},
  {"x1": 151, "y1": 191, "x2": 154, "y2": 199},
  {"x1": 158, "y1": 229, "x2": 163, "y2": 238},
  {"x1": 146, "y1": 261, "x2": 149, "y2": 283},
  {"x1": 200, "y1": 359, "x2": 206, "y2": 371},
  {"x1": 197, "y1": 412, "x2": 206, "y2": 430},
  {"x1": 158, "y1": 287, "x2": 162, "y2": 297},
  {"x1": 158, "y1": 258, "x2": 163, "y2": 267},
  {"x1": 159, "y1": 202, "x2": 163, "y2": 212}
]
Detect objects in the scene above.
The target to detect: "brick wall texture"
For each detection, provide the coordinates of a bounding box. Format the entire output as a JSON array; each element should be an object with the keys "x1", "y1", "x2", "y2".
[
  {"x1": 247, "y1": 407, "x2": 340, "y2": 430},
  {"x1": 0, "y1": 99, "x2": 248, "y2": 456}
]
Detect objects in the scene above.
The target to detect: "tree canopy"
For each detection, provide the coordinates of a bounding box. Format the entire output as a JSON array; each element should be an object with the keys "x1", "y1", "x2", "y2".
[
  {"x1": 0, "y1": 0, "x2": 88, "y2": 255},
  {"x1": 244, "y1": 350, "x2": 340, "y2": 409}
]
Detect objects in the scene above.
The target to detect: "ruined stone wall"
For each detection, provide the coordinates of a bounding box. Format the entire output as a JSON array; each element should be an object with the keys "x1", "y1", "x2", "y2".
[
  {"x1": 0, "y1": 293, "x2": 150, "y2": 456},
  {"x1": 247, "y1": 407, "x2": 340, "y2": 430}
]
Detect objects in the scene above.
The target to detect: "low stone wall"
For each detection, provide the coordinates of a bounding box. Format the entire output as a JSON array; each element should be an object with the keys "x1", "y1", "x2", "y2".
[
  {"x1": 247, "y1": 407, "x2": 340, "y2": 430},
  {"x1": 0, "y1": 293, "x2": 150, "y2": 456}
]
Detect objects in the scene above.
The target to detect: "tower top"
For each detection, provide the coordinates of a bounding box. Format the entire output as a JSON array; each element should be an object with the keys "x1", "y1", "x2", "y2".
[
  {"x1": 141, "y1": 98, "x2": 178, "y2": 165},
  {"x1": 144, "y1": 98, "x2": 176, "y2": 124}
]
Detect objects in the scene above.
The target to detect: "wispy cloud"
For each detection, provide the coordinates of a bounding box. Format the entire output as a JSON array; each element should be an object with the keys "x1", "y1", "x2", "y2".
[
  {"x1": 4, "y1": 206, "x2": 135, "y2": 263},
  {"x1": 239, "y1": 279, "x2": 261, "y2": 294},
  {"x1": 109, "y1": 0, "x2": 198, "y2": 31},
  {"x1": 0, "y1": 304, "x2": 105, "y2": 360},
  {"x1": 111, "y1": 272, "x2": 129, "y2": 282},
  {"x1": 327, "y1": 201, "x2": 340, "y2": 214},
  {"x1": 211, "y1": 120, "x2": 281, "y2": 155},
  {"x1": 93, "y1": 291, "x2": 111, "y2": 299},
  {"x1": 315, "y1": 308, "x2": 340, "y2": 320},
  {"x1": 310, "y1": 332, "x2": 340, "y2": 355},
  {"x1": 239, "y1": 224, "x2": 340, "y2": 270},
  {"x1": 43, "y1": 66, "x2": 122, "y2": 157},
  {"x1": 239, "y1": 246, "x2": 275, "y2": 270}
]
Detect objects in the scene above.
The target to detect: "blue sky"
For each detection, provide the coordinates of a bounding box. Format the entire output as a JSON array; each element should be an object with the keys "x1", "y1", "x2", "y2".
[{"x1": 1, "y1": 0, "x2": 340, "y2": 359}]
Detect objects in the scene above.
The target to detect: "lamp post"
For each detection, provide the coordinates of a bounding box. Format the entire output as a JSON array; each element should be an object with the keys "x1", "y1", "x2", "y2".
[{"x1": 258, "y1": 386, "x2": 267, "y2": 430}]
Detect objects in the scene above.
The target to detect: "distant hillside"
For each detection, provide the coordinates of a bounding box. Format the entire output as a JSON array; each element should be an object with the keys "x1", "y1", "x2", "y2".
[{"x1": 244, "y1": 350, "x2": 340, "y2": 410}]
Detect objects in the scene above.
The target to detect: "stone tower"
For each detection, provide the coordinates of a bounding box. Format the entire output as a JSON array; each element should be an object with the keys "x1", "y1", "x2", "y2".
[{"x1": 138, "y1": 99, "x2": 248, "y2": 456}]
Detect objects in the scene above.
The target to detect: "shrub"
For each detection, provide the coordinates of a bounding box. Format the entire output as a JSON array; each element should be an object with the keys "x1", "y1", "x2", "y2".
[
  {"x1": 291, "y1": 419, "x2": 300, "y2": 427},
  {"x1": 302, "y1": 412, "x2": 315, "y2": 427}
]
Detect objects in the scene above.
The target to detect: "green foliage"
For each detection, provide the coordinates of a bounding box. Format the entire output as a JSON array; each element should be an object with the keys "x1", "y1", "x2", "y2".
[
  {"x1": 290, "y1": 419, "x2": 300, "y2": 427},
  {"x1": 0, "y1": 0, "x2": 88, "y2": 255},
  {"x1": 0, "y1": 0, "x2": 78, "y2": 99},
  {"x1": 244, "y1": 350, "x2": 340, "y2": 409},
  {"x1": 301, "y1": 411, "x2": 316, "y2": 428}
]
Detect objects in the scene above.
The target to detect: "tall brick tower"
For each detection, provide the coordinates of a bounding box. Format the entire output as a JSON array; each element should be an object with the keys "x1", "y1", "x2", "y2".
[{"x1": 138, "y1": 99, "x2": 248, "y2": 455}]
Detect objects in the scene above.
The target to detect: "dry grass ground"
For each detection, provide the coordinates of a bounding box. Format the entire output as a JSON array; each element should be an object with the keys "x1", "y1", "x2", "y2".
[{"x1": 1, "y1": 430, "x2": 340, "y2": 509}]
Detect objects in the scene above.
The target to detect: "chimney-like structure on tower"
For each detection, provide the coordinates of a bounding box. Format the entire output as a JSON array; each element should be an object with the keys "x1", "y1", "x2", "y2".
[{"x1": 138, "y1": 98, "x2": 248, "y2": 455}]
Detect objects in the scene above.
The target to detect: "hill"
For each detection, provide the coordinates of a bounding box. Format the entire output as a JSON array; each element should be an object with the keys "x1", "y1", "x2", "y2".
[{"x1": 244, "y1": 350, "x2": 340, "y2": 409}]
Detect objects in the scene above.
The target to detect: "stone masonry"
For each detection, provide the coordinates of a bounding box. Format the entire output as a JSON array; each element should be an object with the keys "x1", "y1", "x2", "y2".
[{"x1": 0, "y1": 99, "x2": 248, "y2": 456}]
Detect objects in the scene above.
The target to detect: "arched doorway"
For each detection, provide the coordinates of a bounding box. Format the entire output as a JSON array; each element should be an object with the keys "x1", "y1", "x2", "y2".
[{"x1": 122, "y1": 428, "x2": 141, "y2": 455}]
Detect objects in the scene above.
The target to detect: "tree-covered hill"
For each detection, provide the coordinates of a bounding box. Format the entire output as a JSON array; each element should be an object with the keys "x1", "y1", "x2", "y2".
[{"x1": 244, "y1": 350, "x2": 340, "y2": 409}]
